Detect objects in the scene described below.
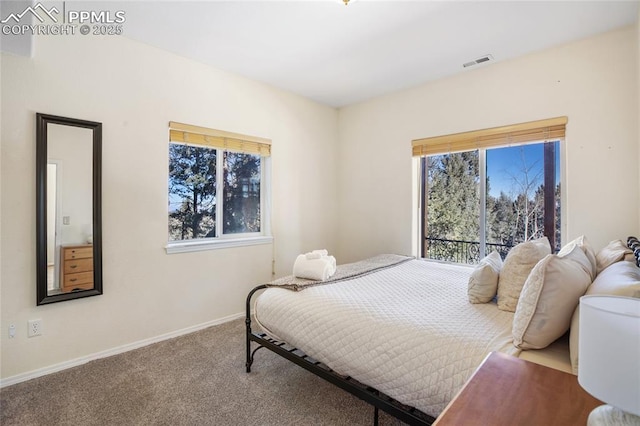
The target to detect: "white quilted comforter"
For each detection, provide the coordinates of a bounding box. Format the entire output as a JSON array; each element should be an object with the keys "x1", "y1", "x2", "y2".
[{"x1": 255, "y1": 259, "x2": 518, "y2": 418}]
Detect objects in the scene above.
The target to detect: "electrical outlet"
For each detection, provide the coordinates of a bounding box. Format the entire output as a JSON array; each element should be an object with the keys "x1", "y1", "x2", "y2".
[
  {"x1": 28, "y1": 319, "x2": 42, "y2": 337},
  {"x1": 8, "y1": 324, "x2": 16, "y2": 339}
]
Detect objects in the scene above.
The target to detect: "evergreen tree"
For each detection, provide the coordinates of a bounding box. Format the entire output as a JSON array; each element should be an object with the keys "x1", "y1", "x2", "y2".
[
  {"x1": 488, "y1": 191, "x2": 517, "y2": 248},
  {"x1": 426, "y1": 151, "x2": 479, "y2": 260},
  {"x1": 223, "y1": 152, "x2": 261, "y2": 234},
  {"x1": 168, "y1": 144, "x2": 217, "y2": 240}
]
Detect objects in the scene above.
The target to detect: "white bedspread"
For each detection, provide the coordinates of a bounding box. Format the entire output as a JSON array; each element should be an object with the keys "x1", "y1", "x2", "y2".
[{"x1": 254, "y1": 259, "x2": 519, "y2": 418}]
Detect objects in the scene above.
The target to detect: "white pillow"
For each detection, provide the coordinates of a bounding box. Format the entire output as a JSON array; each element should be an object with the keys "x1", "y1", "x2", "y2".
[
  {"x1": 558, "y1": 235, "x2": 597, "y2": 280},
  {"x1": 497, "y1": 237, "x2": 551, "y2": 312},
  {"x1": 595, "y1": 239, "x2": 632, "y2": 274},
  {"x1": 569, "y1": 260, "x2": 640, "y2": 374},
  {"x1": 512, "y1": 245, "x2": 591, "y2": 350},
  {"x1": 468, "y1": 251, "x2": 502, "y2": 304}
]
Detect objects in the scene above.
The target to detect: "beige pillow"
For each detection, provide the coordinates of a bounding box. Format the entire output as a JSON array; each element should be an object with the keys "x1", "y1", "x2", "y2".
[
  {"x1": 497, "y1": 237, "x2": 551, "y2": 312},
  {"x1": 558, "y1": 235, "x2": 597, "y2": 280},
  {"x1": 595, "y1": 239, "x2": 632, "y2": 274},
  {"x1": 468, "y1": 251, "x2": 502, "y2": 304},
  {"x1": 569, "y1": 260, "x2": 640, "y2": 374},
  {"x1": 512, "y1": 245, "x2": 591, "y2": 350}
]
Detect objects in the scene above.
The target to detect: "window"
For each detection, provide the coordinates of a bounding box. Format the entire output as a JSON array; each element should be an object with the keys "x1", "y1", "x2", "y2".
[
  {"x1": 413, "y1": 117, "x2": 565, "y2": 264},
  {"x1": 222, "y1": 151, "x2": 261, "y2": 235},
  {"x1": 167, "y1": 122, "x2": 272, "y2": 253}
]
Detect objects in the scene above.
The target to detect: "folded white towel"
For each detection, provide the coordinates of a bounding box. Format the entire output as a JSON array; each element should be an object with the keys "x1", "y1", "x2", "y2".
[
  {"x1": 293, "y1": 254, "x2": 337, "y2": 281},
  {"x1": 312, "y1": 249, "x2": 329, "y2": 257},
  {"x1": 326, "y1": 255, "x2": 336, "y2": 270},
  {"x1": 305, "y1": 252, "x2": 322, "y2": 260}
]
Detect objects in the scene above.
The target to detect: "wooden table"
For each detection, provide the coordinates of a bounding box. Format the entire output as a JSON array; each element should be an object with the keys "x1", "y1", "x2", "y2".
[{"x1": 434, "y1": 351, "x2": 602, "y2": 426}]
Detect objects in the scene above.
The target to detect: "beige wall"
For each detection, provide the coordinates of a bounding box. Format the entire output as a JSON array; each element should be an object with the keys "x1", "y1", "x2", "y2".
[
  {"x1": 0, "y1": 34, "x2": 338, "y2": 380},
  {"x1": 337, "y1": 26, "x2": 639, "y2": 262}
]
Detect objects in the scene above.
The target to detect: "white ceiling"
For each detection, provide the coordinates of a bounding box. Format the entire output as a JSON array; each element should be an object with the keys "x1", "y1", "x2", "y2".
[{"x1": 107, "y1": 1, "x2": 638, "y2": 107}]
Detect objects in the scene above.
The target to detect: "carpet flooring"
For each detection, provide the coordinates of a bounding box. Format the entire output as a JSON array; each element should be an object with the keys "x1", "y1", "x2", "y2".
[{"x1": 1, "y1": 318, "x2": 406, "y2": 425}]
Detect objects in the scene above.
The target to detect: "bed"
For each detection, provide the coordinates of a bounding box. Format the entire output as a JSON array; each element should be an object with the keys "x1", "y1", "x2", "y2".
[{"x1": 245, "y1": 238, "x2": 640, "y2": 425}]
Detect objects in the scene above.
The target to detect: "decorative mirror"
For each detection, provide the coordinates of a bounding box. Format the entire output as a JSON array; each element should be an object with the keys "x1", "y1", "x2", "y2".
[{"x1": 36, "y1": 113, "x2": 102, "y2": 305}]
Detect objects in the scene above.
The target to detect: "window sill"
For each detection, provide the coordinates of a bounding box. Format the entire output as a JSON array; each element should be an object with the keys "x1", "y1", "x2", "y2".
[{"x1": 165, "y1": 236, "x2": 273, "y2": 254}]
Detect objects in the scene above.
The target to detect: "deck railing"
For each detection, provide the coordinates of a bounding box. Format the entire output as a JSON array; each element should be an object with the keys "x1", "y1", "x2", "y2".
[{"x1": 424, "y1": 237, "x2": 514, "y2": 264}]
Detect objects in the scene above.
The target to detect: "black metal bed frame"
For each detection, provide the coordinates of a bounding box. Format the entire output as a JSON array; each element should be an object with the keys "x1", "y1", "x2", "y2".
[{"x1": 245, "y1": 284, "x2": 435, "y2": 426}]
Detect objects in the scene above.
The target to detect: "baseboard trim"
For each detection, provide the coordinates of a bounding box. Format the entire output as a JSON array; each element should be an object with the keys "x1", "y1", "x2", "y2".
[{"x1": 0, "y1": 312, "x2": 244, "y2": 388}]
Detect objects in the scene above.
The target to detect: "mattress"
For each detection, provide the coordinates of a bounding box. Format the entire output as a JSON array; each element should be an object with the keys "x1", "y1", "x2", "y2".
[
  {"x1": 254, "y1": 259, "x2": 519, "y2": 418},
  {"x1": 518, "y1": 334, "x2": 572, "y2": 374}
]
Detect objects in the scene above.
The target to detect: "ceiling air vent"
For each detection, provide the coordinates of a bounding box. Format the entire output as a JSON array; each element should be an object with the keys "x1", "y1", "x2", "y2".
[{"x1": 463, "y1": 54, "x2": 494, "y2": 68}]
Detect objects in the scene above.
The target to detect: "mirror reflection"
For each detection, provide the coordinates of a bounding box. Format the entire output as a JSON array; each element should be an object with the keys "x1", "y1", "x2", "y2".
[
  {"x1": 46, "y1": 124, "x2": 94, "y2": 295},
  {"x1": 36, "y1": 113, "x2": 102, "y2": 305}
]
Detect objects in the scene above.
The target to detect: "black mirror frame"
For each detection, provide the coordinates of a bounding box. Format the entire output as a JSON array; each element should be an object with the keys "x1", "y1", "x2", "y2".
[{"x1": 36, "y1": 113, "x2": 103, "y2": 305}]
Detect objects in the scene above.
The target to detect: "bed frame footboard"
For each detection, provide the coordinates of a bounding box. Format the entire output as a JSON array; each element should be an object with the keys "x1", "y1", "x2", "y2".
[{"x1": 245, "y1": 285, "x2": 435, "y2": 426}]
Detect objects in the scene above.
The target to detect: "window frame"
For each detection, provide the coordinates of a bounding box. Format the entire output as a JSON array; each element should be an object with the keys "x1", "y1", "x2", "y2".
[
  {"x1": 165, "y1": 123, "x2": 272, "y2": 254},
  {"x1": 413, "y1": 117, "x2": 567, "y2": 262},
  {"x1": 417, "y1": 139, "x2": 566, "y2": 259}
]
